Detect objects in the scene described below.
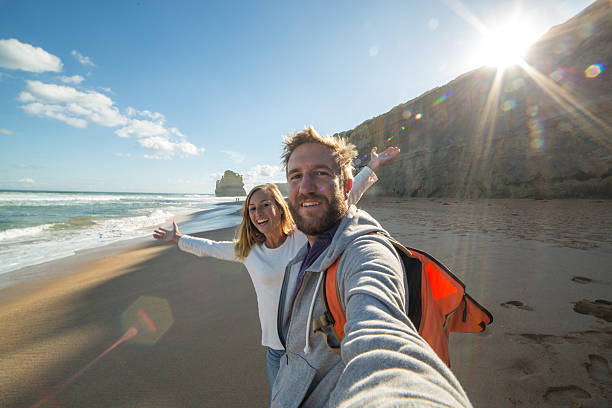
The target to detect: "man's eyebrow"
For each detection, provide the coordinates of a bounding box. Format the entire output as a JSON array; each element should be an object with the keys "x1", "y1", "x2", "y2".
[{"x1": 288, "y1": 164, "x2": 334, "y2": 173}]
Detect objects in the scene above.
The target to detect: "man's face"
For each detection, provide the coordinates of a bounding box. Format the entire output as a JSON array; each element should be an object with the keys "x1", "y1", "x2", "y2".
[{"x1": 286, "y1": 143, "x2": 348, "y2": 237}]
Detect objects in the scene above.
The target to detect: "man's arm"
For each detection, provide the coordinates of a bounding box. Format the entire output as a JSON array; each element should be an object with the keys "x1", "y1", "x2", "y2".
[{"x1": 330, "y1": 235, "x2": 472, "y2": 407}]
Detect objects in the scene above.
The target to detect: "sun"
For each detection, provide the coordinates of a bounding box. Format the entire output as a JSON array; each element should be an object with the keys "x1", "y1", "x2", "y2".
[{"x1": 475, "y1": 20, "x2": 541, "y2": 69}]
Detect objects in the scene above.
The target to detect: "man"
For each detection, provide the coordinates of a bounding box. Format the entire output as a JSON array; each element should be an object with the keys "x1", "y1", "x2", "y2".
[{"x1": 272, "y1": 126, "x2": 472, "y2": 407}]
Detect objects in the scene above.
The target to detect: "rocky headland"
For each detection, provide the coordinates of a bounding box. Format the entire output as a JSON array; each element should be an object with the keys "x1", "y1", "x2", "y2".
[{"x1": 337, "y1": 0, "x2": 611, "y2": 198}]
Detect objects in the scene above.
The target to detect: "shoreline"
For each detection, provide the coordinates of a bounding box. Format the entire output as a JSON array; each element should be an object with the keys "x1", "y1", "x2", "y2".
[{"x1": 0, "y1": 200, "x2": 243, "y2": 290}]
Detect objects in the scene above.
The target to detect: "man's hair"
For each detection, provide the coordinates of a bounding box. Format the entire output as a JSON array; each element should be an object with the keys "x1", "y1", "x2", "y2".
[
  {"x1": 234, "y1": 183, "x2": 295, "y2": 259},
  {"x1": 282, "y1": 126, "x2": 357, "y2": 182}
]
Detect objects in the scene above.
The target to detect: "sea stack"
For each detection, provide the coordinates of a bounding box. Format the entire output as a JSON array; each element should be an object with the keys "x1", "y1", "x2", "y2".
[{"x1": 215, "y1": 170, "x2": 247, "y2": 197}]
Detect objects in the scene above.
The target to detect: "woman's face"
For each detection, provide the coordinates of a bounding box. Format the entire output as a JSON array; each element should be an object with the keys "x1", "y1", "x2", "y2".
[{"x1": 248, "y1": 190, "x2": 283, "y2": 239}]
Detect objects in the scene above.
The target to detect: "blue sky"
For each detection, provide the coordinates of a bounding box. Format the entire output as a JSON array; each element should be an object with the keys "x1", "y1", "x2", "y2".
[{"x1": 0, "y1": 0, "x2": 594, "y2": 193}]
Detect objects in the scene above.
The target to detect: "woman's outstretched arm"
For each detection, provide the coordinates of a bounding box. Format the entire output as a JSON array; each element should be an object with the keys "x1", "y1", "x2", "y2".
[{"x1": 154, "y1": 221, "x2": 237, "y2": 261}]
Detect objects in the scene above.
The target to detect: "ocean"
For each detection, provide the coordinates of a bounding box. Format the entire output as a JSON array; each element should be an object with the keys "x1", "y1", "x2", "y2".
[{"x1": 0, "y1": 190, "x2": 244, "y2": 276}]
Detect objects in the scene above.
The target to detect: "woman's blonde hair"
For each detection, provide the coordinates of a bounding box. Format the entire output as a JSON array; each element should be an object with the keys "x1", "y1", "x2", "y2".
[{"x1": 234, "y1": 183, "x2": 295, "y2": 259}]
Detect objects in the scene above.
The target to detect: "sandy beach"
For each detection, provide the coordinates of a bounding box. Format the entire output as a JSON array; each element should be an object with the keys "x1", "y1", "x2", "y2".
[{"x1": 1, "y1": 198, "x2": 611, "y2": 407}]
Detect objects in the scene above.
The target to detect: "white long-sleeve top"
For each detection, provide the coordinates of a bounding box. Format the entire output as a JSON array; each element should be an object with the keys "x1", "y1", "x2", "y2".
[{"x1": 178, "y1": 166, "x2": 378, "y2": 349}]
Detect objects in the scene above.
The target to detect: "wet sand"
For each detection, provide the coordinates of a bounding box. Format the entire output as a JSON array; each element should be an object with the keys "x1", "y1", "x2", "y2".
[{"x1": 1, "y1": 198, "x2": 611, "y2": 407}]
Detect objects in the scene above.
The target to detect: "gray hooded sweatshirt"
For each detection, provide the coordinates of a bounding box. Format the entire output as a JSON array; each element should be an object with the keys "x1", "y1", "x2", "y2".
[{"x1": 272, "y1": 206, "x2": 472, "y2": 407}]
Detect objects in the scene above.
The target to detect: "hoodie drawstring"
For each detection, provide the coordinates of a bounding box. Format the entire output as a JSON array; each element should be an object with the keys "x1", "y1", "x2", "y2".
[{"x1": 304, "y1": 272, "x2": 325, "y2": 354}]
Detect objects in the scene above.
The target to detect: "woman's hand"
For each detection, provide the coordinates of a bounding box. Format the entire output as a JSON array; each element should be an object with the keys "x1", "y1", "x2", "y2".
[
  {"x1": 368, "y1": 146, "x2": 400, "y2": 172},
  {"x1": 153, "y1": 221, "x2": 183, "y2": 243}
]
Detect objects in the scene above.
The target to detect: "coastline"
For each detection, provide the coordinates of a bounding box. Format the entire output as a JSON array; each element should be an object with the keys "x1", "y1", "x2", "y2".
[
  {"x1": 1, "y1": 197, "x2": 611, "y2": 407},
  {"x1": 0, "y1": 200, "x2": 243, "y2": 290}
]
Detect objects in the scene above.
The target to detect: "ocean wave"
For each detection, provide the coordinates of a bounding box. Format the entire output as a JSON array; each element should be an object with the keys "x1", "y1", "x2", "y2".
[
  {"x1": 0, "y1": 192, "x2": 223, "y2": 207},
  {"x1": 0, "y1": 224, "x2": 56, "y2": 241}
]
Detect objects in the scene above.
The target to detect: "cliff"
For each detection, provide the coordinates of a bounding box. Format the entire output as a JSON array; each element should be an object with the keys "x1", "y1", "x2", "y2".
[
  {"x1": 337, "y1": 0, "x2": 611, "y2": 198},
  {"x1": 215, "y1": 170, "x2": 247, "y2": 197}
]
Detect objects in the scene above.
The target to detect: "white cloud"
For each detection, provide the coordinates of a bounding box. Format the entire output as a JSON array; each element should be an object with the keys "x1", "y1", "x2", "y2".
[
  {"x1": 21, "y1": 102, "x2": 88, "y2": 128},
  {"x1": 243, "y1": 164, "x2": 284, "y2": 190},
  {"x1": 0, "y1": 128, "x2": 13, "y2": 135},
  {"x1": 125, "y1": 107, "x2": 165, "y2": 121},
  {"x1": 115, "y1": 118, "x2": 167, "y2": 138},
  {"x1": 114, "y1": 152, "x2": 132, "y2": 157},
  {"x1": 115, "y1": 110, "x2": 205, "y2": 159},
  {"x1": 19, "y1": 178, "x2": 34, "y2": 184},
  {"x1": 143, "y1": 154, "x2": 168, "y2": 160},
  {"x1": 221, "y1": 150, "x2": 246, "y2": 164},
  {"x1": 71, "y1": 50, "x2": 94, "y2": 66},
  {"x1": 99, "y1": 87, "x2": 112, "y2": 93},
  {"x1": 138, "y1": 136, "x2": 202, "y2": 159},
  {"x1": 0, "y1": 38, "x2": 62, "y2": 72},
  {"x1": 60, "y1": 75, "x2": 84, "y2": 84},
  {"x1": 19, "y1": 80, "x2": 127, "y2": 128},
  {"x1": 17, "y1": 81, "x2": 204, "y2": 160}
]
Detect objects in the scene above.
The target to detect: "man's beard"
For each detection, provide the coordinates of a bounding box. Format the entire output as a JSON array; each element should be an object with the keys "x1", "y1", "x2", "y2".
[{"x1": 289, "y1": 189, "x2": 347, "y2": 236}]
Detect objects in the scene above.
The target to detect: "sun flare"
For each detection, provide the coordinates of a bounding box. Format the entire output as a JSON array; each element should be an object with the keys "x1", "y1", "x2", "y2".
[{"x1": 475, "y1": 20, "x2": 541, "y2": 69}]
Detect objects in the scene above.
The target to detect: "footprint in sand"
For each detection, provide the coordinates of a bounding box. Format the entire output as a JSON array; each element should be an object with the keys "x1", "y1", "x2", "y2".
[
  {"x1": 571, "y1": 276, "x2": 593, "y2": 284},
  {"x1": 502, "y1": 358, "x2": 537, "y2": 377},
  {"x1": 585, "y1": 354, "x2": 611, "y2": 383},
  {"x1": 500, "y1": 300, "x2": 533, "y2": 311},
  {"x1": 543, "y1": 385, "x2": 591, "y2": 402},
  {"x1": 573, "y1": 299, "x2": 612, "y2": 322}
]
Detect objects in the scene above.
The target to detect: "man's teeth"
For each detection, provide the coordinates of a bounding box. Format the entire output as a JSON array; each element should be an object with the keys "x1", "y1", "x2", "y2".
[{"x1": 302, "y1": 202, "x2": 319, "y2": 207}]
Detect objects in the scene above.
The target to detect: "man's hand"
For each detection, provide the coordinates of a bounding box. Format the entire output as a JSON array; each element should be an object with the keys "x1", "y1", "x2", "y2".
[
  {"x1": 153, "y1": 221, "x2": 183, "y2": 243},
  {"x1": 368, "y1": 146, "x2": 400, "y2": 172}
]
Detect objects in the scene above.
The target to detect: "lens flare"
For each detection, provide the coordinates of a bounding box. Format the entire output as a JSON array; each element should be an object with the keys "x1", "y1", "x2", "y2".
[
  {"x1": 386, "y1": 136, "x2": 394, "y2": 142},
  {"x1": 415, "y1": 113, "x2": 422, "y2": 120},
  {"x1": 530, "y1": 137, "x2": 544, "y2": 150},
  {"x1": 526, "y1": 105, "x2": 539, "y2": 117},
  {"x1": 433, "y1": 91, "x2": 451, "y2": 106},
  {"x1": 505, "y1": 78, "x2": 525, "y2": 92},
  {"x1": 121, "y1": 295, "x2": 174, "y2": 346},
  {"x1": 553, "y1": 40, "x2": 570, "y2": 56},
  {"x1": 549, "y1": 69, "x2": 564, "y2": 82},
  {"x1": 402, "y1": 109, "x2": 412, "y2": 119},
  {"x1": 584, "y1": 63, "x2": 604, "y2": 78},
  {"x1": 32, "y1": 327, "x2": 139, "y2": 408},
  {"x1": 527, "y1": 118, "x2": 544, "y2": 137},
  {"x1": 400, "y1": 126, "x2": 405, "y2": 131},
  {"x1": 527, "y1": 118, "x2": 545, "y2": 150},
  {"x1": 501, "y1": 99, "x2": 516, "y2": 111}
]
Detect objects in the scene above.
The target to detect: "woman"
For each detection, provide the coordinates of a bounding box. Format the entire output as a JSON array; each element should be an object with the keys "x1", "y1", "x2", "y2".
[{"x1": 153, "y1": 146, "x2": 399, "y2": 392}]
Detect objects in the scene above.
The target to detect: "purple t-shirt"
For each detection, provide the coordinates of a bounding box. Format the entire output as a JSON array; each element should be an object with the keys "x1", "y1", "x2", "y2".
[{"x1": 294, "y1": 221, "x2": 341, "y2": 296}]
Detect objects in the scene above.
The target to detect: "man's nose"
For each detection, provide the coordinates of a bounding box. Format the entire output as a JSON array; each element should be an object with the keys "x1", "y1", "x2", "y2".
[{"x1": 299, "y1": 173, "x2": 316, "y2": 194}]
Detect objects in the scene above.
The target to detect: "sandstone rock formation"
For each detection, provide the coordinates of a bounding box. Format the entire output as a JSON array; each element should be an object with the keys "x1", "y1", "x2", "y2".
[
  {"x1": 338, "y1": 0, "x2": 611, "y2": 198},
  {"x1": 215, "y1": 170, "x2": 246, "y2": 197}
]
